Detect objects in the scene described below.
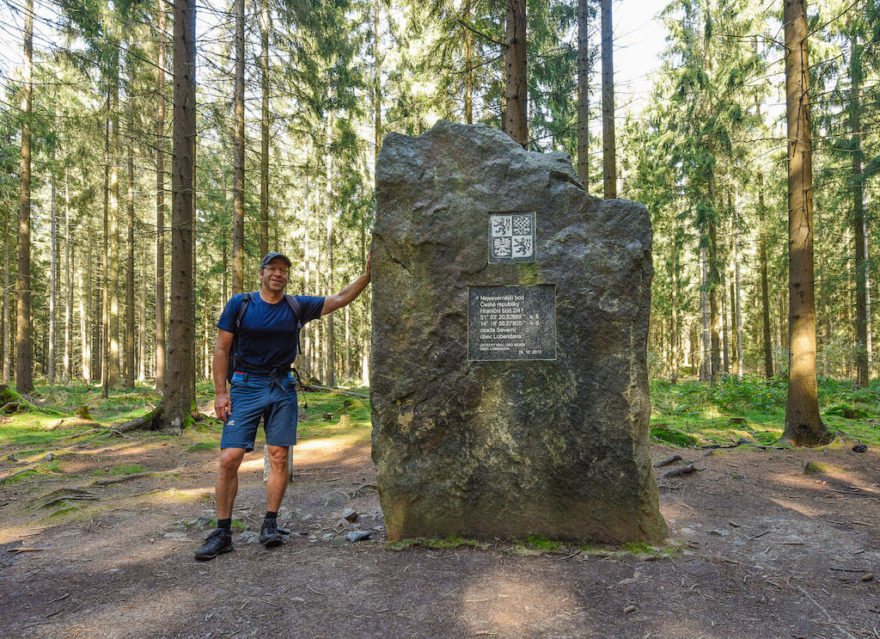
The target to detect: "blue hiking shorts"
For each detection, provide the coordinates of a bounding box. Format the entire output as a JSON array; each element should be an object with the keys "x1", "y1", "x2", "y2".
[{"x1": 220, "y1": 371, "x2": 298, "y2": 451}]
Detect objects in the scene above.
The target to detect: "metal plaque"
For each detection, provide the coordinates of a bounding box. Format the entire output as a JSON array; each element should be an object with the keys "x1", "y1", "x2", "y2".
[{"x1": 467, "y1": 285, "x2": 556, "y2": 361}]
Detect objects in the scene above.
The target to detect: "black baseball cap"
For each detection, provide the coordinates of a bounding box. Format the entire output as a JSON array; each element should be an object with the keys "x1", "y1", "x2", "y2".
[{"x1": 260, "y1": 252, "x2": 292, "y2": 269}]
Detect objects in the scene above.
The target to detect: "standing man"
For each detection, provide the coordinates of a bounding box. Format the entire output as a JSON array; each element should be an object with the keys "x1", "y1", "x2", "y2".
[{"x1": 195, "y1": 251, "x2": 371, "y2": 560}]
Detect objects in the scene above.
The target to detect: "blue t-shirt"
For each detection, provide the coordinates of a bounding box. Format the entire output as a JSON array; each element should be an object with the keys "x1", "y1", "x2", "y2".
[{"x1": 217, "y1": 292, "x2": 325, "y2": 372}]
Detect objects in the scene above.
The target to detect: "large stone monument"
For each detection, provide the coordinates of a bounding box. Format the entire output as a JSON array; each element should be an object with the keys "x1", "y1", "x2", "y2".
[{"x1": 370, "y1": 120, "x2": 667, "y2": 543}]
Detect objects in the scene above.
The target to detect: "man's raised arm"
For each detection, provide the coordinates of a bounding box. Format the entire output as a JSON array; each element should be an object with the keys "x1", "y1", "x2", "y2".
[{"x1": 321, "y1": 254, "x2": 371, "y2": 316}]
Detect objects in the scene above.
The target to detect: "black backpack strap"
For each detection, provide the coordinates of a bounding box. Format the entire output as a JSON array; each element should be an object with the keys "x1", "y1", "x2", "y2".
[
  {"x1": 284, "y1": 295, "x2": 308, "y2": 409},
  {"x1": 227, "y1": 293, "x2": 251, "y2": 382},
  {"x1": 284, "y1": 294, "x2": 303, "y2": 355}
]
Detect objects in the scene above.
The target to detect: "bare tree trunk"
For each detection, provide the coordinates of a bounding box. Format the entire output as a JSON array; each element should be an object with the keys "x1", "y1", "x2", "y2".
[
  {"x1": 782, "y1": 0, "x2": 830, "y2": 447},
  {"x1": 850, "y1": 34, "x2": 868, "y2": 386},
  {"x1": 138, "y1": 234, "x2": 147, "y2": 382},
  {"x1": 734, "y1": 202, "x2": 743, "y2": 379},
  {"x1": 16, "y1": 0, "x2": 34, "y2": 393},
  {"x1": 108, "y1": 54, "x2": 121, "y2": 391},
  {"x1": 2, "y1": 202, "x2": 10, "y2": 383},
  {"x1": 159, "y1": 0, "x2": 197, "y2": 429},
  {"x1": 49, "y1": 151, "x2": 57, "y2": 385},
  {"x1": 700, "y1": 244, "x2": 710, "y2": 382},
  {"x1": 600, "y1": 0, "x2": 616, "y2": 199},
  {"x1": 503, "y1": 0, "x2": 527, "y2": 146},
  {"x1": 259, "y1": 0, "x2": 270, "y2": 258},
  {"x1": 64, "y1": 166, "x2": 71, "y2": 382},
  {"x1": 156, "y1": 0, "x2": 167, "y2": 391},
  {"x1": 577, "y1": 0, "x2": 590, "y2": 190},
  {"x1": 757, "y1": 168, "x2": 773, "y2": 378},
  {"x1": 102, "y1": 106, "x2": 110, "y2": 397},
  {"x1": 464, "y1": 1, "x2": 473, "y2": 124},
  {"x1": 325, "y1": 113, "x2": 336, "y2": 387},
  {"x1": 373, "y1": 1, "x2": 384, "y2": 150},
  {"x1": 125, "y1": 129, "x2": 136, "y2": 388},
  {"x1": 80, "y1": 265, "x2": 90, "y2": 383},
  {"x1": 232, "y1": 0, "x2": 246, "y2": 294}
]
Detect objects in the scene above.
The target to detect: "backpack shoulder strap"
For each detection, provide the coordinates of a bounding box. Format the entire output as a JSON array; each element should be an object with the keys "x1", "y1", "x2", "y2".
[
  {"x1": 284, "y1": 294, "x2": 303, "y2": 356},
  {"x1": 284, "y1": 294, "x2": 302, "y2": 325},
  {"x1": 233, "y1": 293, "x2": 252, "y2": 333}
]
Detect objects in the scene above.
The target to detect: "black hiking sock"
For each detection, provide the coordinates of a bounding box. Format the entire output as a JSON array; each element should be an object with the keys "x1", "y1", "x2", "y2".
[
  {"x1": 217, "y1": 518, "x2": 232, "y2": 531},
  {"x1": 264, "y1": 511, "x2": 278, "y2": 523}
]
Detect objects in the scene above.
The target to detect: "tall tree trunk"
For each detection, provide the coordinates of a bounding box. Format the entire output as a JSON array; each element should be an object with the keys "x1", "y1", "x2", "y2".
[
  {"x1": 325, "y1": 114, "x2": 336, "y2": 387},
  {"x1": 232, "y1": 0, "x2": 246, "y2": 293},
  {"x1": 156, "y1": 0, "x2": 167, "y2": 391},
  {"x1": 576, "y1": 0, "x2": 589, "y2": 190},
  {"x1": 708, "y1": 174, "x2": 720, "y2": 383},
  {"x1": 503, "y1": 0, "x2": 527, "y2": 146},
  {"x1": 64, "y1": 166, "x2": 71, "y2": 382},
  {"x1": 782, "y1": 0, "x2": 830, "y2": 447},
  {"x1": 108, "y1": 55, "x2": 121, "y2": 391},
  {"x1": 160, "y1": 0, "x2": 197, "y2": 429},
  {"x1": 138, "y1": 234, "x2": 147, "y2": 382},
  {"x1": 757, "y1": 171, "x2": 773, "y2": 377},
  {"x1": 49, "y1": 152, "x2": 57, "y2": 385},
  {"x1": 102, "y1": 104, "x2": 110, "y2": 397},
  {"x1": 2, "y1": 203, "x2": 10, "y2": 382},
  {"x1": 850, "y1": 34, "x2": 868, "y2": 386},
  {"x1": 600, "y1": 0, "x2": 616, "y2": 199},
  {"x1": 464, "y1": 1, "x2": 473, "y2": 124},
  {"x1": 125, "y1": 130, "x2": 136, "y2": 388},
  {"x1": 700, "y1": 243, "x2": 710, "y2": 381},
  {"x1": 80, "y1": 263, "x2": 90, "y2": 383},
  {"x1": 259, "y1": 0, "x2": 270, "y2": 258},
  {"x1": 734, "y1": 201, "x2": 743, "y2": 379},
  {"x1": 373, "y1": 1, "x2": 384, "y2": 150},
  {"x1": 16, "y1": 0, "x2": 34, "y2": 393}
]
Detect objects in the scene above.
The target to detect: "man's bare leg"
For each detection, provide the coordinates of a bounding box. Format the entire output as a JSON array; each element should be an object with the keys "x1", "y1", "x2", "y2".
[
  {"x1": 265, "y1": 445, "x2": 290, "y2": 512},
  {"x1": 215, "y1": 447, "x2": 246, "y2": 519}
]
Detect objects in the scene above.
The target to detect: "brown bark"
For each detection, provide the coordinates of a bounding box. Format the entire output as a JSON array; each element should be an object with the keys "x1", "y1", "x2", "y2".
[
  {"x1": 16, "y1": 0, "x2": 34, "y2": 394},
  {"x1": 108, "y1": 57, "x2": 121, "y2": 391},
  {"x1": 503, "y1": 0, "x2": 527, "y2": 146},
  {"x1": 782, "y1": 0, "x2": 831, "y2": 447},
  {"x1": 464, "y1": 1, "x2": 473, "y2": 124},
  {"x1": 125, "y1": 127, "x2": 135, "y2": 388},
  {"x1": 600, "y1": 0, "x2": 616, "y2": 199},
  {"x1": 49, "y1": 151, "x2": 57, "y2": 385},
  {"x1": 156, "y1": 0, "x2": 167, "y2": 391},
  {"x1": 850, "y1": 34, "x2": 868, "y2": 386},
  {"x1": 259, "y1": 0, "x2": 270, "y2": 259},
  {"x1": 3, "y1": 186, "x2": 11, "y2": 383},
  {"x1": 159, "y1": 0, "x2": 197, "y2": 429},
  {"x1": 231, "y1": 0, "x2": 246, "y2": 294},
  {"x1": 577, "y1": 0, "x2": 589, "y2": 190},
  {"x1": 757, "y1": 168, "x2": 773, "y2": 377},
  {"x1": 64, "y1": 166, "x2": 71, "y2": 382}
]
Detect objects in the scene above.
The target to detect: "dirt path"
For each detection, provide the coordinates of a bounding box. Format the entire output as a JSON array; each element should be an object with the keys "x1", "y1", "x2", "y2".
[{"x1": 1, "y1": 429, "x2": 878, "y2": 638}]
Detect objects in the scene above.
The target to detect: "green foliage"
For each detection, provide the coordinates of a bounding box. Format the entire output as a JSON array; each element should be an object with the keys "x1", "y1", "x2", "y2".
[{"x1": 651, "y1": 378, "x2": 880, "y2": 449}]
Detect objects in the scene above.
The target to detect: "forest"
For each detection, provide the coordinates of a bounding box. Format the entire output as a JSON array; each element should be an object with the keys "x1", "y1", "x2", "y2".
[{"x1": 0, "y1": 0, "x2": 878, "y2": 439}]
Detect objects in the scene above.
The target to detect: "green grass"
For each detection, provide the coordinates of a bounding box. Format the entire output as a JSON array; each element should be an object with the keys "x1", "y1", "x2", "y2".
[
  {"x1": 186, "y1": 442, "x2": 216, "y2": 452},
  {"x1": 650, "y1": 376, "x2": 880, "y2": 449},
  {"x1": 92, "y1": 464, "x2": 145, "y2": 477},
  {"x1": 0, "y1": 460, "x2": 64, "y2": 485}
]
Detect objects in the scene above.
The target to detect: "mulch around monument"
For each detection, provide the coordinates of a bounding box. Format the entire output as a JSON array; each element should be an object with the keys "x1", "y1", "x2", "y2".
[{"x1": 1, "y1": 426, "x2": 878, "y2": 638}]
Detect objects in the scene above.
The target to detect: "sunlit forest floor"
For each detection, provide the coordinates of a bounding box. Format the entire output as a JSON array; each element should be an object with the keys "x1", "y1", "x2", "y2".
[{"x1": 1, "y1": 378, "x2": 878, "y2": 637}]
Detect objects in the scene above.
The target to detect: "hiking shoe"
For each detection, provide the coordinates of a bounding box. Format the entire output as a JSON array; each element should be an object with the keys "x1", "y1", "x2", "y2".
[
  {"x1": 259, "y1": 519, "x2": 284, "y2": 548},
  {"x1": 194, "y1": 528, "x2": 233, "y2": 561}
]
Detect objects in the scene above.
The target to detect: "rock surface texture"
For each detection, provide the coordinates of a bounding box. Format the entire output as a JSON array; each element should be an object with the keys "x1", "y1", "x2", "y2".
[{"x1": 371, "y1": 121, "x2": 667, "y2": 543}]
